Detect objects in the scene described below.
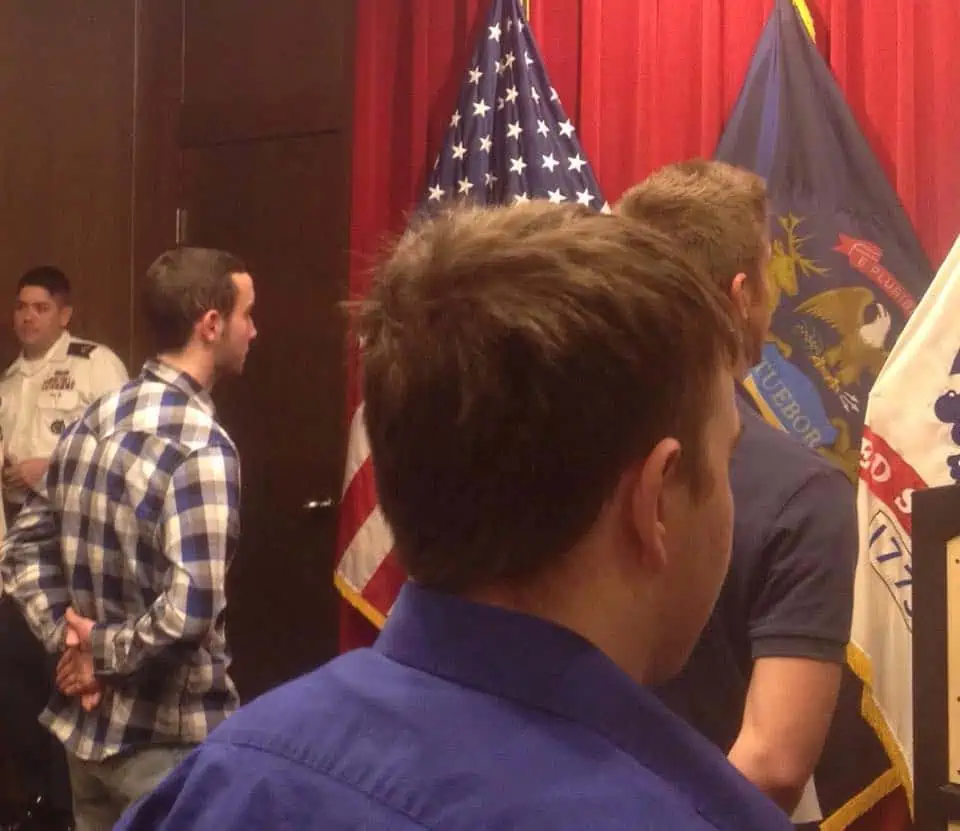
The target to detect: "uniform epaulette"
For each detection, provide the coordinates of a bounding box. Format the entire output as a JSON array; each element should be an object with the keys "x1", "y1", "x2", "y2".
[{"x1": 67, "y1": 340, "x2": 97, "y2": 359}]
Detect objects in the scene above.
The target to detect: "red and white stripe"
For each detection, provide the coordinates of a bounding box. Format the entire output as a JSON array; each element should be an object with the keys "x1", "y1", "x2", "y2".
[{"x1": 334, "y1": 401, "x2": 406, "y2": 627}]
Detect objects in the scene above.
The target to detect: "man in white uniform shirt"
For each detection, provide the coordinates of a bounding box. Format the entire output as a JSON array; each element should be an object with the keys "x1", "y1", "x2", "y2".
[
  {"x1": 0, "y1": 266, "x2": 128, "y2": 522},
  {"x1": 0, "y1": 266, "x2": 127, "y2": 830}
]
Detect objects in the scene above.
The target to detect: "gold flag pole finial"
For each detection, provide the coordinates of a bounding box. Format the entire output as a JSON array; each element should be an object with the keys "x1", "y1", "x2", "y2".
[{"x1": 792, "y1": 0, "x2": 816, "y2": 41}]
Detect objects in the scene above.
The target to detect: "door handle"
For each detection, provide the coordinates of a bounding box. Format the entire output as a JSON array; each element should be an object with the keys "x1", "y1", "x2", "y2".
[{"x1": 303, "y1": 497, "x2": 335, "y2": 514}]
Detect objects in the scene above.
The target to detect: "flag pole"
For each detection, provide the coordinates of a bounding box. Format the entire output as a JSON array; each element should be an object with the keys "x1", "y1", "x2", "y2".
[
  {"x1": 522, "y1": 0, "x2": 530, "y2": 20},
  {"x1": 792, "y1": 0, "x2": 816, "y2": 41}
]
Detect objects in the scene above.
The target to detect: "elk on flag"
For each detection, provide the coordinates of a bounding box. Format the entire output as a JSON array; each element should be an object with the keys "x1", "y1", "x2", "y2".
[
  {"x1": 715, "y1": 0, "x2": 932, "y2": 826},
  {"x1": 335, "y1": 0, "x2": 606, "y2": 627}
]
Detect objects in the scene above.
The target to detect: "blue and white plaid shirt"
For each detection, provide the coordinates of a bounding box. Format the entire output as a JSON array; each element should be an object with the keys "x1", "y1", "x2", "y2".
[{"x1": 0, "y1": 359, "x2": 241, "y2": 761}]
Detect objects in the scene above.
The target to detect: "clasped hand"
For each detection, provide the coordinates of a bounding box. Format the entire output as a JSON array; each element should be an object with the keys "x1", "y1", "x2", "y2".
[{"x1": 57, "y1": 607, "x2": 103, "y2": 712}]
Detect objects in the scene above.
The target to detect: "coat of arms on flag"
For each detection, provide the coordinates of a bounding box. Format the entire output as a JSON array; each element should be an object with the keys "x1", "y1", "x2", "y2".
[
  {"x1": 717, "y1": 0, "x2": 931, "y2": 490},
  {"x1": 715, "y1": 0, "x2": 933, "y2": 826},
  {"x1": 335, "y1": 0, "x2": 607, "y2": 626}
]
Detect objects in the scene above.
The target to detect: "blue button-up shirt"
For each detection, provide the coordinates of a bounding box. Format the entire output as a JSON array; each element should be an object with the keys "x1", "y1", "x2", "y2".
[{"x1": 116, "y1": 584, "x2": 792, "y2": 830}]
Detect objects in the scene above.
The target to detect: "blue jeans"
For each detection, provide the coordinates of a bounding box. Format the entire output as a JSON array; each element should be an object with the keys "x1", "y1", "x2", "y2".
[{"x1": 66, "y1": 744, "x2": 195, "y2": 831}]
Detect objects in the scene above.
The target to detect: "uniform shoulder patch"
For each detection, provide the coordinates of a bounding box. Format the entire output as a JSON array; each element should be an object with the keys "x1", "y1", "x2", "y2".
[{"x1": 67, "y1": 340, "x2": 97, "y2": 359}]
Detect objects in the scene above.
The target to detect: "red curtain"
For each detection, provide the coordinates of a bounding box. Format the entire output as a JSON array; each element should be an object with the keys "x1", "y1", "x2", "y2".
[
  {"x1": 339, "y1": 0, "x2": 489, "y2": 653},
  {"x1": 342, "y1": 4, "x2": 958, "y2": 825},
  {"x1": 533, "y1": 0, "x2": 960, "y2": 266},
  {"x1": 343, "y1": 0, "x2": 960, "y2": 640},
  {"x1": 347, "y1": 0, "x2": 488, "y2": 306}
]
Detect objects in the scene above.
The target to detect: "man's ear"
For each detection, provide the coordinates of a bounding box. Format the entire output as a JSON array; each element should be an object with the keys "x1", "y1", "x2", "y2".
[
  {"x1": 729, "y1": 272, "x2": 751, "y2": 320},
  {"x1": 196, "y1": 309, "x2": 224, "y2": 344},
  {"x1": 58, "y1": 304, "x2": 73, "y2": 329},
  {"x1": 626, "y1": 437, "x2": 682, "y2": 575}
]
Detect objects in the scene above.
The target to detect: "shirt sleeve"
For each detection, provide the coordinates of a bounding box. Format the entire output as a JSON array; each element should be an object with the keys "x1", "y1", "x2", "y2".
[
  {"x1": 0, "y1": 486, "x2": 68, "y2": 653},
  {"x1": 89, "y1": 346, "x2": 130, "y2": 399},
  {"x1": 89, "y1": 444, "x2": 240, "y2": 677},
  {"x1": 748, "y1": 469, "x2": 857, "y2": 663}
]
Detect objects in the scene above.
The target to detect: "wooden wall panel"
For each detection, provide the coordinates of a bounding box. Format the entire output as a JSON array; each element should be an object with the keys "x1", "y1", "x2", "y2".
[
  {"x1": 0, "y1": 0, "x2": 354, "y2": 698},
  {"x1": 181, "y1": 0, "x2": 351, "y2": 143},
  {"x1": 0, "y1": 2, "x2": 137, "y2": 367},
  {"x1": 131, "y1": 0, "x2": 185, "y2": 367},
  {"x1": 178, "y1": 0, "x2": 354, "y2": 697}
]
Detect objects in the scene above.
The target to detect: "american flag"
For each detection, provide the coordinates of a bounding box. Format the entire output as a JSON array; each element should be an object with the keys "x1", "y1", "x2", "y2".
[{"x1": 335, "y1": 0, "x2": 608, "y2": 627}]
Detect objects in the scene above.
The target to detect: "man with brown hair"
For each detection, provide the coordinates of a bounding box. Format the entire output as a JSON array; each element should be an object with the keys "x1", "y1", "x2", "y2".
[
  {"x1": 617, "y1": 160, "x2": 857, "y2": 819},
  {"x1": 1, "y1": 247, "x2": 257, "y2": 830},
  {"x1": 114, "y1": 203, "x2": 792, "y2": 831}
]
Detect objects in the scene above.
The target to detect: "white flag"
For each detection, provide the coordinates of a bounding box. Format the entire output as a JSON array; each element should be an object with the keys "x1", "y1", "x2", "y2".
[{"x1": 851, "y1": 233, "x2": 960, "y2": 805}]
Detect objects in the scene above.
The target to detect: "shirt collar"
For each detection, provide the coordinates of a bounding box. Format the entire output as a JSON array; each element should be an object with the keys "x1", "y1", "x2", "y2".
[
  {"x1": 376, "y1": 583, "x2": 789, "y2": 830},
  {"x1": 141, "y1": 358, "x2": 215, "y2": 417},
  {"x1": 11, "y1": 331, "x2": 70, "y2": 376}
]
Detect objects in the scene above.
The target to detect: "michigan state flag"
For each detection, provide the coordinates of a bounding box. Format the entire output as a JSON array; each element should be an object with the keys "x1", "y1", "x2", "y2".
[{"x1": 716, "y1": 0, "x2": 932, "y2": 826}]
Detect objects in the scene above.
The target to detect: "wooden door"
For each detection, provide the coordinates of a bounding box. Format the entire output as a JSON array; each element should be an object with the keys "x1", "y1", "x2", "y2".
[
  {"x1": 173, "y1": 0, "x2": 354, "y2": 700},
  {"x1": 181, "y1": 135, "x2": 348, "y2": 700}
]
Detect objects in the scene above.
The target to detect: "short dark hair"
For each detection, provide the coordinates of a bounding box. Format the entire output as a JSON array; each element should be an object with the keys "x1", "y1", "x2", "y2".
[
  {"x1": 356, "y1": 202, "x2": 739, "y2": 594},
  {"x1": 143, "y1": 247, "x2": 247, "y2": 352},
  {"x1": 616, "y1": 159, "x2": 769, "y2": 292},
  {"x1": 18, "y1": 266, "x2": 71, "y2": 304}
]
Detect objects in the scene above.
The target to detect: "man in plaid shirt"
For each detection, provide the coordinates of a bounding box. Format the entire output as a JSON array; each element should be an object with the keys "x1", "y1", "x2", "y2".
[{"x1": 0, "y1": 247, "x2": 257, "y2": 831}]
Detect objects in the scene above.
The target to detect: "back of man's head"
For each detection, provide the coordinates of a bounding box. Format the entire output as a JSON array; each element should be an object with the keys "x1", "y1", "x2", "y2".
[
  {"x1": 616, "y1": 159, "x2": 769, "y2": 294},
  {"x1": 143, "y1": 247, "x2": 246, "y2": 354},
  {"x1": 18, "y1": 266, "x2": 71, "y2": 306},
  {"x1": 357, "y1": 202, "x2": 740, "y2": 599}
]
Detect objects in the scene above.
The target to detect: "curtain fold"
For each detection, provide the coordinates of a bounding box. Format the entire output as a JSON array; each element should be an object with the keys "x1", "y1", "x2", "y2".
[{"x1": 339, "y1": 0, "x2": 488, "y2": 653}]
